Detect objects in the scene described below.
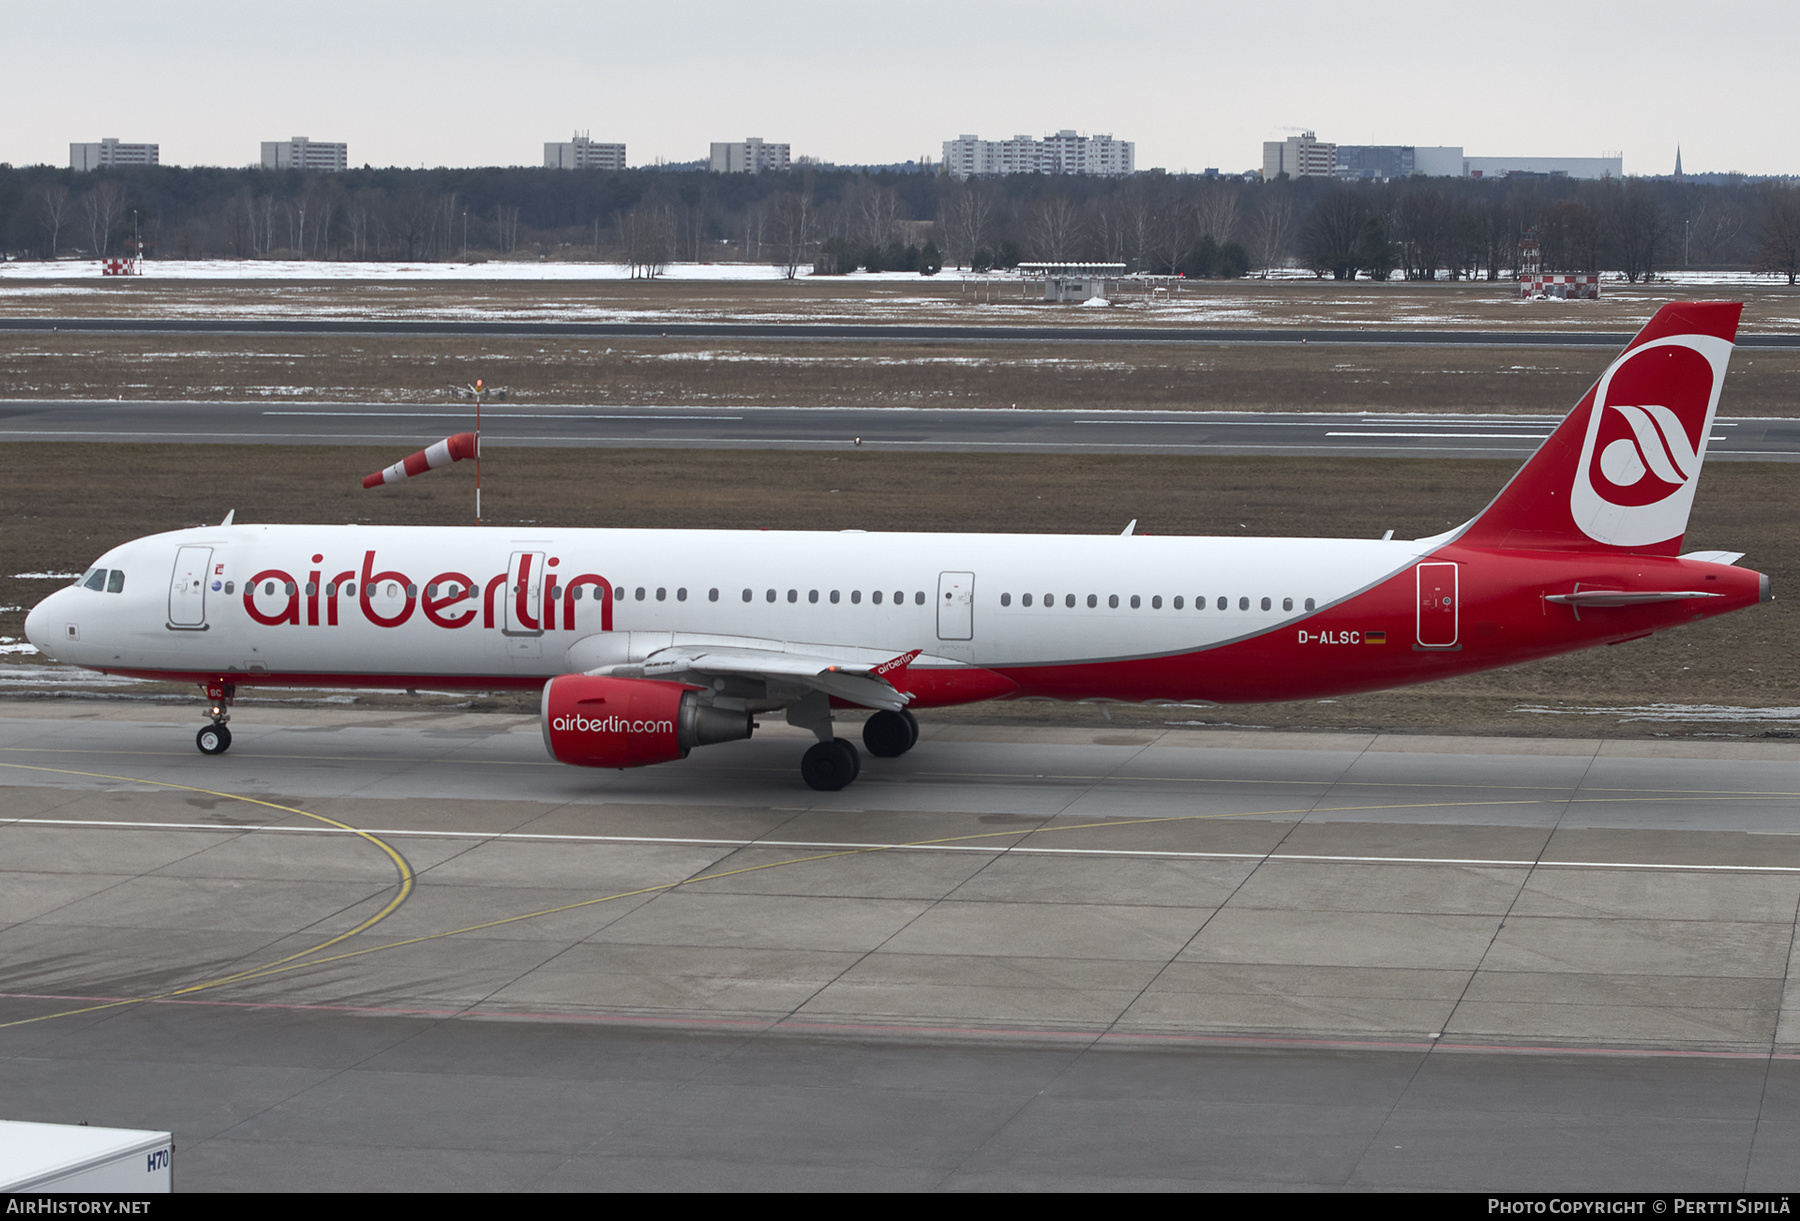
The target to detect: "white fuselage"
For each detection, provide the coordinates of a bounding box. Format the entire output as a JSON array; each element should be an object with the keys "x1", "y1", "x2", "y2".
[{"x1": 29, "y1": 523, "x2": 1431, "y2": 685}]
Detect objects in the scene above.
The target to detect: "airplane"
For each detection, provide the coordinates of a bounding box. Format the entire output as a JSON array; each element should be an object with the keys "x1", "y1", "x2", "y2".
[{"x1": 24, "y1": 300, "x2": 1770, "y2": 791}]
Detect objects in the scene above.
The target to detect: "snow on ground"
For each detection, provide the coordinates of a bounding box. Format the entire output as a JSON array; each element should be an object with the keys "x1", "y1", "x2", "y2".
[
  {"x1": 1517, "y1": 703, "x2": 1800, "y2": 725},
  {"x1": 0, "y1": 259, "x2": 943, "y2": 282}
]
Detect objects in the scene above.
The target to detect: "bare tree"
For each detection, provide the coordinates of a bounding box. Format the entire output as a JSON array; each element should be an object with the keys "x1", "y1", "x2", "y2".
[
  {"x1": 939, "y1": 181, "x2": 997, "y2": 269},
  {"x1": 847, "y1": 180, "x2": 903, "y2": 251},
  {"x1": 1250, "y1": 192, "x2": 1294, "y2": 275},
  {"x1": 32, "y1": 184, "x2": 71, "y2": 258},
  {"x1": 1754, "y1": 181, "x2": 1800, "y2": 285},
  {"x1": 768, "y1": 191, "x2": 817, "y2": 278},
  {"x1": 1025, "y1": 194, "x2": 1084, "y2": 260},
  {"x1": 1599, "y1": 178, "x2": 1668, "y2": 282},
  {"x1": 1194, "y1": 182, "x2": 1240, "y2": 247},
  {"x1": 80, "y1": 181, "x2": 125, "y2": 256},
  {"x1": 618, "y1": 205, "x2": 672, "y2": 278},
  {"x1": 1149, "y1": 187, "x2": 1194, "y2": 273},
  {"x1": 1302, "y1": 190, "x2": 1370, "y2": 279}
]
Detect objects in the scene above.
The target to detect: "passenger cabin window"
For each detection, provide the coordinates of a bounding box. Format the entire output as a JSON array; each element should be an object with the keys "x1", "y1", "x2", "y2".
[
  {"x1": 1108, "y1": 595, "x2": 1119, "y2": 609},
  {"x1": 1260, "y1": 597, "x2": 1271, "y2": 611},
  {"x1": 1022, "y1": 593, "x2": 1032, "y2": 607},
  {"x1": 709, "y1": 588, "x2": 719, "y2": 602},
  {"x1": 1173, "y1": 596, "x2": 1183, "y2": 609},
  {"x1": 656, "y1": 587, "x2": 666, "y2": 601},
  {"x1": 1065, "y1": 594, "x2": 1075, "y2": 608},
  {"x1": 915, "y1": 591, "x2": 925, "y2": 605},
  {"x1": 808, "y1": 590, "x2": 818, "y2": 604},
  {"x1": 1000, "y1": 593, "x2": 1011, "y2": 607},
  {"x1": 851, "y1": 590, "x2": 862, "y2": 604},
  {"x1": 766, "y1": 589, "x2": 776, "y2": 603},
  {"x1": 830, "y1": 590, "x2": 840, "y2": 604},
  {"x1": 677, "y1": 588, "x2": 687, "y2": 602},
  {"x1": 742, "y1": 589, "x2": 752, "y2": 602},
  {"x1": 1283, "y1": 597, "x2": 1293, "y2": 611},
  {"x1": 1305, "y1": 598, "x2": 1316, "y2": 611},
  {"x1": 1087, "y1": 595, "x2": 1098, "y2": 608},
  {"x1": 873, "y1": 590, "x2": 883, "y2": 605}
]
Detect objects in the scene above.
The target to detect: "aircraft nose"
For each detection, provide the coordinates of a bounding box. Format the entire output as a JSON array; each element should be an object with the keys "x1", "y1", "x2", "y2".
[{"x1": 24, "y1": 588, "x2": 67, "y2": 657}]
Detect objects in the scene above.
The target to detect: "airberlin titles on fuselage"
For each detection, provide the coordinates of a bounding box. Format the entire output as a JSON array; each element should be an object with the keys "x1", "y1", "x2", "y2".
[{"x1": 240, "y1": 549, "x2": 613, "y2": 632}]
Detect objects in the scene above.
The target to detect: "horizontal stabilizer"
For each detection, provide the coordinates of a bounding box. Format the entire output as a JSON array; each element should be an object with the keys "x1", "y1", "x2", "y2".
[{"x1": 1679, "y1": 550, "x2": 1745, "y2": 566}]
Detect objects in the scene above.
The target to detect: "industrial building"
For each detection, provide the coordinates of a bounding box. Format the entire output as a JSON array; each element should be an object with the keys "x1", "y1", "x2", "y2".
[
  {"x1": 545, "y1": 133, "x2": 626, "y2": 171},
  {"x1": 69, "y1": 138, "x2": 158, "y2": 171},
  {"x1": 709, "y1": 138, "x2": 790, "y2": 174},
  {"x1": 1268, "y1": 131, "x2": 1624, "y2": 181},
  {"x1": 260, "y1": 137, "x2": 348, "y2": 172},
  {"x1": 1261, "y1": 131, "x2": 1336, "y2": 179},
  {"x1": 1463, "y1": 154, "x2": 1622, "y2": 179},
  {"x1": 942, "y1": 131, "x2": 1135, "y2": 179},
  {"x1": 1335, "y1": 145, "x2": 1464, "y2": 180}
]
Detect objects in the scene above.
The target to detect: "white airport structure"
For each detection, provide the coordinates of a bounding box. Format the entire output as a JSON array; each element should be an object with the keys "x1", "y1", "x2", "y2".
[
  {"x1": 1262, "y1": 131, "x2": 1337, "y2": 179},
  {"x1": 710, "y1": 137, "x2": 790, "y2": 174},
  {"x1": 1270, "y1": 131, "x2": 1624, "y2": 181},
  {"x1": 260, "y1": 136, "x2": 348, "y2": 172},
  {"x1": 69, "y1": 138, "x2": 158, "y2": 171},
  {"x1": 545, "y1": 133, "x2": 627, "y2": 171},
  {"x1": 1464, "y1": 154, "x2": 1622, "y2": 179},
  {"x1": 942, "y1": 131, "x2": 1134, "y2": 179}
]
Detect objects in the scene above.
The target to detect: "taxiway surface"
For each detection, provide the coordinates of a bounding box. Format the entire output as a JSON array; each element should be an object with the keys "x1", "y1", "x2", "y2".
[
  {"x1": 7, "y1": 317, "x2": 1800, "y2": 349},
  {"x1": 4, "y1": 399, "x2": 1799, "y2": 460},
  {"x1": 1, "y1": 705, "x2": 1796, "y2": 1188}
]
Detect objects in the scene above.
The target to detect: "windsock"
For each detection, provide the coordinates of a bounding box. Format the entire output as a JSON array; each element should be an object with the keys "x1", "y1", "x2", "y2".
[{"x1": 363, "y1": 433, "x2": 478, "y2": 489}]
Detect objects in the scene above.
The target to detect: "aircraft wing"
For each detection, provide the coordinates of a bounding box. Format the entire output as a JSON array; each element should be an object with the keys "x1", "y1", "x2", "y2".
[{"x1": 637, "y1": 644, "x2": 920, "y2": 710}]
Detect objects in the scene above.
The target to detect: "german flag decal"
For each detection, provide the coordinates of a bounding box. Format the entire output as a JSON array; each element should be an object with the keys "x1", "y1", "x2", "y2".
[{"x1": 1366, "y1": 631, "x2": 1387, "y2": 644}]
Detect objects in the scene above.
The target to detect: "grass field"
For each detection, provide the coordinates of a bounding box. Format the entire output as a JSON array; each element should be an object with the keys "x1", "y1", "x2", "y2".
[
  {"x1": 4, "y1": 274, "x2": 1800, "y2": 332},
  {"x1": 3, "y1": 442, "x2": 1793, "y2": 739},
  {"x1": 4, "y1": 334, "x2": 1798, "y2": 416}
]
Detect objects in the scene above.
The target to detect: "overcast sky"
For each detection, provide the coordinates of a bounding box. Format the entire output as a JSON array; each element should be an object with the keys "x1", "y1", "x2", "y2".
[{"x1": 6, "y1": 1, "x2": 1794, "y2": 175}]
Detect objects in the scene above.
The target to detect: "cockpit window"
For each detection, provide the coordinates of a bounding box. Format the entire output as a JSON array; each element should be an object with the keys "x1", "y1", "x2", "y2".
[
  {"x1": 82, "y1": 568, "x2": 107, "y2": 591},
  {"x1": 106, "y1": 570, "x2": 125, "y2": 594}
]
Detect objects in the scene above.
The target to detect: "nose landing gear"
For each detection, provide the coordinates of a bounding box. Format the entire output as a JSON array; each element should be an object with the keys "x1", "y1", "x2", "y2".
[{"x1": 197, "y1": 681, "x2": 235, "y2": 755}]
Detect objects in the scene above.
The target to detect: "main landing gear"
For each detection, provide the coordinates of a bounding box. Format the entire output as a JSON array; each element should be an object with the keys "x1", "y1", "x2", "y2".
[
  {"x1": 799, "y1": 710, "x2": 919, "y2": 792},
  {"x1": 862, "y1": 709, "x2": 919, "y2": 758},
  {"x1": 801, "y1": 738, "x2": 861, "y2": 791},
  {"x1": 196, "y1": 682, "x2": 234, "y2": 756}
]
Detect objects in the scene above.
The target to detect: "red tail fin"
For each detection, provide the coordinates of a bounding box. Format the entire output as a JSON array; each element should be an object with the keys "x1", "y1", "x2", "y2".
[{"x1": 1458, "y1": 301, "x2": 1741, "y2": 555}]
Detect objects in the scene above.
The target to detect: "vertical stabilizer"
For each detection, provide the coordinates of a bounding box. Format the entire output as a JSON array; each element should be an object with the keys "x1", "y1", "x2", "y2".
[{"x1": 1458, "y1": 301, "x2": 1740, "y2": 555}]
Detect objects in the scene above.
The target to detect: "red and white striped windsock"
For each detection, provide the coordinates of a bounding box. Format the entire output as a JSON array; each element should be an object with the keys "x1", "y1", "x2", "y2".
[{"x1": 363, "y1": 432, "x2": 479, "y2": 489}]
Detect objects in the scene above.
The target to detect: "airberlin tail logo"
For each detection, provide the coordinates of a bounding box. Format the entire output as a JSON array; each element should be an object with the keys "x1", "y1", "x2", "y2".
[{"x1": 1570, "y1": 334, "x2": 1731, "y2": 547}]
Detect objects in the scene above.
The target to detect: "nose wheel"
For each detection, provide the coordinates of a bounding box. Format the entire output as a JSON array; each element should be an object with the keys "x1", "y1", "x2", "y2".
[{"x1": 196, "y1": 681, "x2": 235, "y2": 755}]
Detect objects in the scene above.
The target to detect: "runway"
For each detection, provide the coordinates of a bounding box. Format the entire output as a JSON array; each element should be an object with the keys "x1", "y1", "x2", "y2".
[
  {"x1": 1, "y1": 704, "x2": 1797, "y2": 1188},
  {"x1": 7, "y1": 316, "x2": 1800, "y2": 349},
  {"x1": 5, "y1": 399, "x2": 1799, "y2": 459}
]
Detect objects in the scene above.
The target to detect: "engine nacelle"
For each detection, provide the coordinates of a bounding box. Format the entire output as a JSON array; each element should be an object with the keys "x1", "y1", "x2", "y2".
[{"x1": 541, "y1": 674, "x2": 753, "y2": 769}]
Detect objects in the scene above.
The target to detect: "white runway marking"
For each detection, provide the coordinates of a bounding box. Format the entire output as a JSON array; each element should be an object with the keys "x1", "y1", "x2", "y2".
[{"x1": 11, "y1": 816, "x2": 1800, "y2": 874}]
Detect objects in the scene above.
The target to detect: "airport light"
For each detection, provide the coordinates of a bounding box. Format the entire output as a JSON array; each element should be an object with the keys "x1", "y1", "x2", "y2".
[{"x1": 450, "y1": 379, "x2": 507, "y2": 524}]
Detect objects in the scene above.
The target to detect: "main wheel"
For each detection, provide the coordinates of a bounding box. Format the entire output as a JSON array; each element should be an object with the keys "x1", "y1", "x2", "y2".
[
  {"x1": 862, "y1": 710, "x2": 915, "y2": 758},
  {"x1": 900, "y1": 708, "x2": 919, "y2": 748},
  {"x1": 801, "y1": 737, "x2": 860, "y2": 791},
  {"x1": 196, "y1": 724, "x2": 232, "y2": 755}
]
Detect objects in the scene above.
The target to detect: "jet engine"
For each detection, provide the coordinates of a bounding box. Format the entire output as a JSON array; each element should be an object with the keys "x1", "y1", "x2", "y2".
[{"x1": 541, "y1": 674, "x2": 753, "y2": 769}]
